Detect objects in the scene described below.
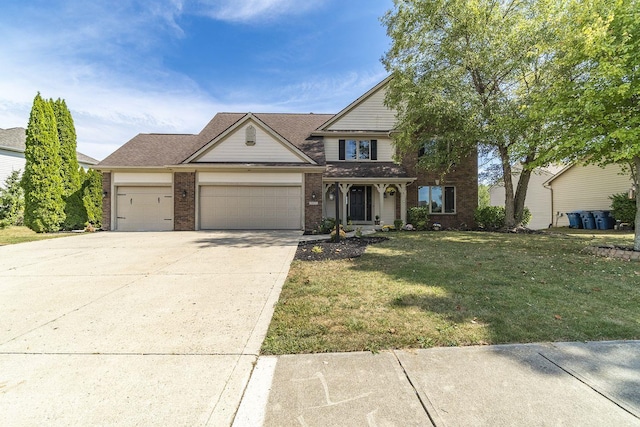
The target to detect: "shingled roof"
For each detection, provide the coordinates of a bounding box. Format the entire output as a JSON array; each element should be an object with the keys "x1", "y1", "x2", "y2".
[
  {"x1": 324, "y1": 162, "x2": 410, "y2": 179},
  {"x1": 99, "y1": 133, "x2": 199, "y2": 167},
  {"x1": 0, "y1": 127, "x2": 99, "y2": 165},
  {"x1": 99, "y1": 112, "x2": 334, "y2": 167}
]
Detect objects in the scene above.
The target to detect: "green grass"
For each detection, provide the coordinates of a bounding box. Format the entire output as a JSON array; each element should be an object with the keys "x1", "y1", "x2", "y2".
[
  {"x1": 0, "y1": 226, "x2": 75, "y2": 246},
  {"x1": 262, "y1": 230, "x2": 640, "y2": 354}
]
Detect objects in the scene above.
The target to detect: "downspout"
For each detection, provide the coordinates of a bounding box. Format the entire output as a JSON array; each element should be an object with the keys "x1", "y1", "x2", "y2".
[{"x1": 543, "y1": 181, "x2": 555, "y2": 228}]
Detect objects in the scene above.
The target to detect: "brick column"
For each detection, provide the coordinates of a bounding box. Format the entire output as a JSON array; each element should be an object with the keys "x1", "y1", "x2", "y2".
[
  {"x1": 174, "y1": 172, "x2": 196, "y2": 231},
  {"x1": 304, "y1": 173, "x2": 323, "y2": 232},
  {"x1": 101, "y1": 172, "x2": 111, "y2": 231}
]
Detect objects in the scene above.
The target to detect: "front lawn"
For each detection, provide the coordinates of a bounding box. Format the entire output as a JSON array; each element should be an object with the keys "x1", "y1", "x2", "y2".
[
  {"x1": 262, "y1": 230, "x2": 639, "y2": 354},
  {"x1": 0, "y1": 226, "x2": 75, "y2": 246}
]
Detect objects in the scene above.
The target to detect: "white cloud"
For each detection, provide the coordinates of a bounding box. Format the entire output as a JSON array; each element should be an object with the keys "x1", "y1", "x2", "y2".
[{"x1": 194, "y1": 0, "x2": 326, "y2": 23}]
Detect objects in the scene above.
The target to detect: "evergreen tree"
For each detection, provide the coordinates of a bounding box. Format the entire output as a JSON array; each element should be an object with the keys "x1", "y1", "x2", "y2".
[
  {"x1": 22, "y1": 93, "x2": 65, "y2": 232},
  {"x1": 51, "y1": 98, "x2": 84, "y2": 230},
  {"x1": 52, "y1": 98, "x2": 81, "y2": 195},
  {"x1": 82, "y1": 169, "x2": 103, "y2": 229},
  {"x1": 0, "y1": 170, "x2": 25, "y2": 228}
]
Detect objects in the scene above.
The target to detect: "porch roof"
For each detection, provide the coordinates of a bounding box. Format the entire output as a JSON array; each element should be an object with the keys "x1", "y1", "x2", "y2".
[{"x1": 323, "y1": 162, "x2": 411, "y2": 179}]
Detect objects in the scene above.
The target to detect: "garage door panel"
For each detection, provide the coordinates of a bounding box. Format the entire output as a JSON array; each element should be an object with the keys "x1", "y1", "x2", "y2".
[
  {"x1": 200, "y1": 185, "x2": 301, "y2": 230},
  {"x1": 116, "y1": 186, "x2": 173, "y2": 231}
]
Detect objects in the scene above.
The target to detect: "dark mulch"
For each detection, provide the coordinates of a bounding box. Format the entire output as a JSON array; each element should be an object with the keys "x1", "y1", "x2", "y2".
[{"x1": 295, "y1": 236, "x2": 389, "y2": 261}]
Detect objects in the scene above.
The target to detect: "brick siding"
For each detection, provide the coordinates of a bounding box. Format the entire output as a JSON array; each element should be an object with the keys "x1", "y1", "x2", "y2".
[
  {"x1": 304, "y1": 173, "x2": 323, "y2": 232},
  {"x1": 101, "y1": 172, "x2": 111, "y2": 231},
  {"x1": 174, "y1": 172, "x2": 196, "y2": 231},
  {"x1": 402, "y1": 149, "x2": 478, "y2": 229}
]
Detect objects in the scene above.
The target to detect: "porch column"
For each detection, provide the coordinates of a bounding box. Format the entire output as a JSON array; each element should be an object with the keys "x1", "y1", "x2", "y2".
[
  {"x1": 339, "y1": 183, "x2": 352, "y2": 226},
  {"x1": 373, "y1": 183, "x2": 389, "y2": 221},
  {"x1": 398, "y1": 183, "x2": 408, "y2": 224},
  {"x1": 323, "y1": 183, "x2": 333, "y2": 217}
]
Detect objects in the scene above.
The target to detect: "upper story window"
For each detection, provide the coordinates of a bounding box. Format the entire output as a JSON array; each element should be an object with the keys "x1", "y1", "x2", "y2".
[{"x1": 339, "y1": 139, "x2": 377, "y2": 161}]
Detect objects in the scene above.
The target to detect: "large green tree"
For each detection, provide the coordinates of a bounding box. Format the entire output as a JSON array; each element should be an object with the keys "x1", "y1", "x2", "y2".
[
  {"x1": 51, "y1": 98, "x2": 84, "y2": 230},
  {"x1": 52, "y1": 98, "x2": 81, "y2": 195},
  {"x1": 22, "y1": 93, "x2": 65, "y2": 232},
  {"x1": 382, "y1": 0, "x2": 562, "y2": 227},
  {"x1": 536, "y1": 0, "x2": 640, "y2": 250}
]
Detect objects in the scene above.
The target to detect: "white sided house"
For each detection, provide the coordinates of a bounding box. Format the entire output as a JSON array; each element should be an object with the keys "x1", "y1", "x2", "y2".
[
  {"x1": 489, "y1": 165, "x2": 562, "y2": 230},
  {"x1": 544, "y1": 163, "x2": 634, "y2": 227},
  {"x1": 97, "y1": 78, "x2": 479, "y2": 232},
  {"x1": 0, "y1": 127, "x2": 99, "y2": 185}
]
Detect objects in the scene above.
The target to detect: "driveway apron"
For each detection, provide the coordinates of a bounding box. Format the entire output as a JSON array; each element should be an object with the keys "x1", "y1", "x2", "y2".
[{"x1": 0, "y1": 231, "x2": 300, "y2": 426}]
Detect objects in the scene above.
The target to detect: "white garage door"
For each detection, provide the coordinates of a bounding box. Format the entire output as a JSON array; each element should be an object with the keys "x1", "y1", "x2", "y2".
[
  {"x1": 116, "y1": 186, "x2": 173, "y2": 231},
  {"x1": 200, "y1": 186, "x2": 301, "y2": 230}
]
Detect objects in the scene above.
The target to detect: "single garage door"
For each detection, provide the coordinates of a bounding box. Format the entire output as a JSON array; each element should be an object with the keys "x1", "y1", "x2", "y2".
[
  {"x1": 116, "y1": 186, "x2": 173, "y2": 231},
  {"x1": 200, "y1": 185, "x2": 301, "y2": 230}
]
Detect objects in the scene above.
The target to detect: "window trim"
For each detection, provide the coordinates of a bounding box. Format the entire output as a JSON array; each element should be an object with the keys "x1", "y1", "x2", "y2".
[
  {"x1": 418, "y1": 185, "x2": 456, "y2": 214},
  {"x1": 338, "y1": 139, "x2": 378, "y2": 161}
]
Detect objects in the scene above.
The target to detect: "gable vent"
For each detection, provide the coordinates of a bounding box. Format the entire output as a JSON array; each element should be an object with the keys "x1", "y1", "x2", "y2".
[{"x1": 245, "y1": 125, "x2": 256, "y2": 146}]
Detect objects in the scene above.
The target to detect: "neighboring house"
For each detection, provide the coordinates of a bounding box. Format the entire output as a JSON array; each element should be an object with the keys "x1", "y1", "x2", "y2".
[
  {"x1": 0, "y1": 127, "x2": 99, "y2": 185},
  {"x1": 544, "y1": 162, "x2": 633, "y2": 227},
  {"x1": 97, "y1": 77, "x2": 478, "y2": 232},
  {"x1": 489, "y1": 165, "x2": 562, "y2": 230}
]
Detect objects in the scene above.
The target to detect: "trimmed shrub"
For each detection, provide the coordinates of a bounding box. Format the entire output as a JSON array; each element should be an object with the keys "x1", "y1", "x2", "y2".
[
  {"x1": 0, "y1": 170, "x2": 24, "y2": 228},
  {"x1": 475, "y1": 206, "x2": 531, "y2": 230},
  {"x1": 474, "y1": 206, "x2": 506, "y2": 230},
  {"x1": 82, "y1": 169, "x2": 102, "y2": 228},
  {"x1": 330, "y1": 225, "x2": 347, "y2": 242},
  {"x1": 407, "y1": 206, "x2": 429, "y2": 230},
  {"x1": 317, "y1": 217, "x2": 336, "y2": 234},
  {"x1": 610, "y1": 193, "x2": 636, "y2": 226}
]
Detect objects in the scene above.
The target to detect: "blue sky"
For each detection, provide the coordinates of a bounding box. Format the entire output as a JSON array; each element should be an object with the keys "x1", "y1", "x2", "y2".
[{"x1": 0, "y1": 0, "x2": 393, "y2": 160}]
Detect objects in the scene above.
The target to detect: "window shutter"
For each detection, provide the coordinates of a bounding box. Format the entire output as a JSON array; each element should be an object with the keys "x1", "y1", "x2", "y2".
[
  {"x1": 371, "y1": 139, "x2": 377, "y2": 160},
  {"x1": 339, "y1": 139, "x2": 345, "y2": 160}
]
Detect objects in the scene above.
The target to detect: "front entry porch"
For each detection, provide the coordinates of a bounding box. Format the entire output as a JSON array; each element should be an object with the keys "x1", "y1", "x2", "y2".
[{"x1": 322, "y1": 180, "x2": 413, "y2": 227}]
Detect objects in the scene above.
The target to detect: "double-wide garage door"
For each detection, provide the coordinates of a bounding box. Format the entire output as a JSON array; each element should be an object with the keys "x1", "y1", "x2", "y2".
[
  {"x1": 200, "y1": 185, "x2": 301, "y2": 230},
  {"x1": 116, "y1": 186, "x2": 173, "y2": 231}
]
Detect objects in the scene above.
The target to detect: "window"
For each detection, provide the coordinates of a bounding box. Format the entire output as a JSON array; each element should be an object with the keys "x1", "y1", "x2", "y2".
[
  {"x1": 339, "y1": 139, "x2": 377, "y2": 161},
  {"x1": 418, "y1": 186, "x2": 456, "y2": 214}
]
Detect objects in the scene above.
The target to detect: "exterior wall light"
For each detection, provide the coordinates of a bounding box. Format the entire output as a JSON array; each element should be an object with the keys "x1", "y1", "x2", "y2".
[
  {"x1": 311, "y1": 191, "x2": 317, "y2": 200},
  {"x1": 102, "y1": 190, "x2": 108, "y2": 199},
  {"x1": 182, "y1": 190, "x2": 187, "y2": 199}
]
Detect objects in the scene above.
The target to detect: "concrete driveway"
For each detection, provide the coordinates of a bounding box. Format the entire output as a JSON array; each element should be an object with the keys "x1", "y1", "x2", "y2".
[{"x1": 0, "y1": 231, "x2": 300, "y2": 426}]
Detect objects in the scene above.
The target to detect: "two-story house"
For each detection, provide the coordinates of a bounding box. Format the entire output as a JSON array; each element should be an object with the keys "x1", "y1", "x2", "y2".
[{"x1": 97, "y1": 77, "x2": 477, "y2": 232}]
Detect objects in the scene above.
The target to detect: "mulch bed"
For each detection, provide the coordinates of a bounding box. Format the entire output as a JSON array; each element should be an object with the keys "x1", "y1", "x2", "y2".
[{"x1": 295, "y1": 236, "x2": 388, "y2": 261}]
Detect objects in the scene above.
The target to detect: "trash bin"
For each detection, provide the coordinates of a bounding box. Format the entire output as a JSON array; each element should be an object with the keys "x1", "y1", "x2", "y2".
[
  {"x1": 566, "y1": 212, "x2": 582, "y2": 228},
  {"x1": 580, "y1": 211, "x2": 596, "y2": 230},
  {"x1": 593, "y1": 210, "x2": 615, "y2": 230}
]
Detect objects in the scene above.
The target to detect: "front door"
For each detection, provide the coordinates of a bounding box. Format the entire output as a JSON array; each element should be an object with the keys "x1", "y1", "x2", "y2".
[{"x1": 349, "y1": 186, "x2": 372, "y2": 221}]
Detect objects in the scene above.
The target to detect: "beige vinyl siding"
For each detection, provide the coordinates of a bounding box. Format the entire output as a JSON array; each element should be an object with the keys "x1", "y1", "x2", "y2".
[
  {"x1": 326, "y1": 88, "x2": 396, "y2": 131},
  {"x1": 0, "y1": 149, "x2": 25, "y2": 184},
  {"x1": 551, "y1": 163, "x2": 633, "y2": 227},
  {"x1": 195, "y1": 122, "x2": 305, "y2": 163},
  {"x1": 113, "y1": 172, "x2": 173, "y2": 184},
  {"x1": 198, "y1": 172, "x2": 302, "y2": 185},
  {"x1": 324, "y1": 138, "x2": 395, "y2": 162},
  {"x1": 490, "y1": 169, "x2": 555, "y2": 229}
]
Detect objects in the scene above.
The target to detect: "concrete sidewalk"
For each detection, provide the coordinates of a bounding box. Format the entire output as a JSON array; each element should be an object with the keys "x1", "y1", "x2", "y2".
[{"x1": 236, "y1": 341, "x2": 640, "y2": 426}]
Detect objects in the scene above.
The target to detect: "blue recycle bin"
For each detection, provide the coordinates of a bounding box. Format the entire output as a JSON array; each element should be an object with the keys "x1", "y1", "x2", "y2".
[
  {"x1": 580, "y1": 211, "x2": 596, "y2": 230},
  {"x1": 566, "y1": 212, "x2": 582, "y2": 228},
  {"x1": 592, "y1": 210, "x2": 615, "y2": 230}
]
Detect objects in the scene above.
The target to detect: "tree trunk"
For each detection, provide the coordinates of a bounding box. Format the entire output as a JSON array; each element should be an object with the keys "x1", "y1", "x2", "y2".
[
  {"x1": 498, "y1": 145, "x2": 516, "y2": 228},
  {"x1": 514, "y1": 167, "x2": 532, "y2": 226},
  {"x1": 634, "y1": 155, "x2": 640, "y2": 251}
]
